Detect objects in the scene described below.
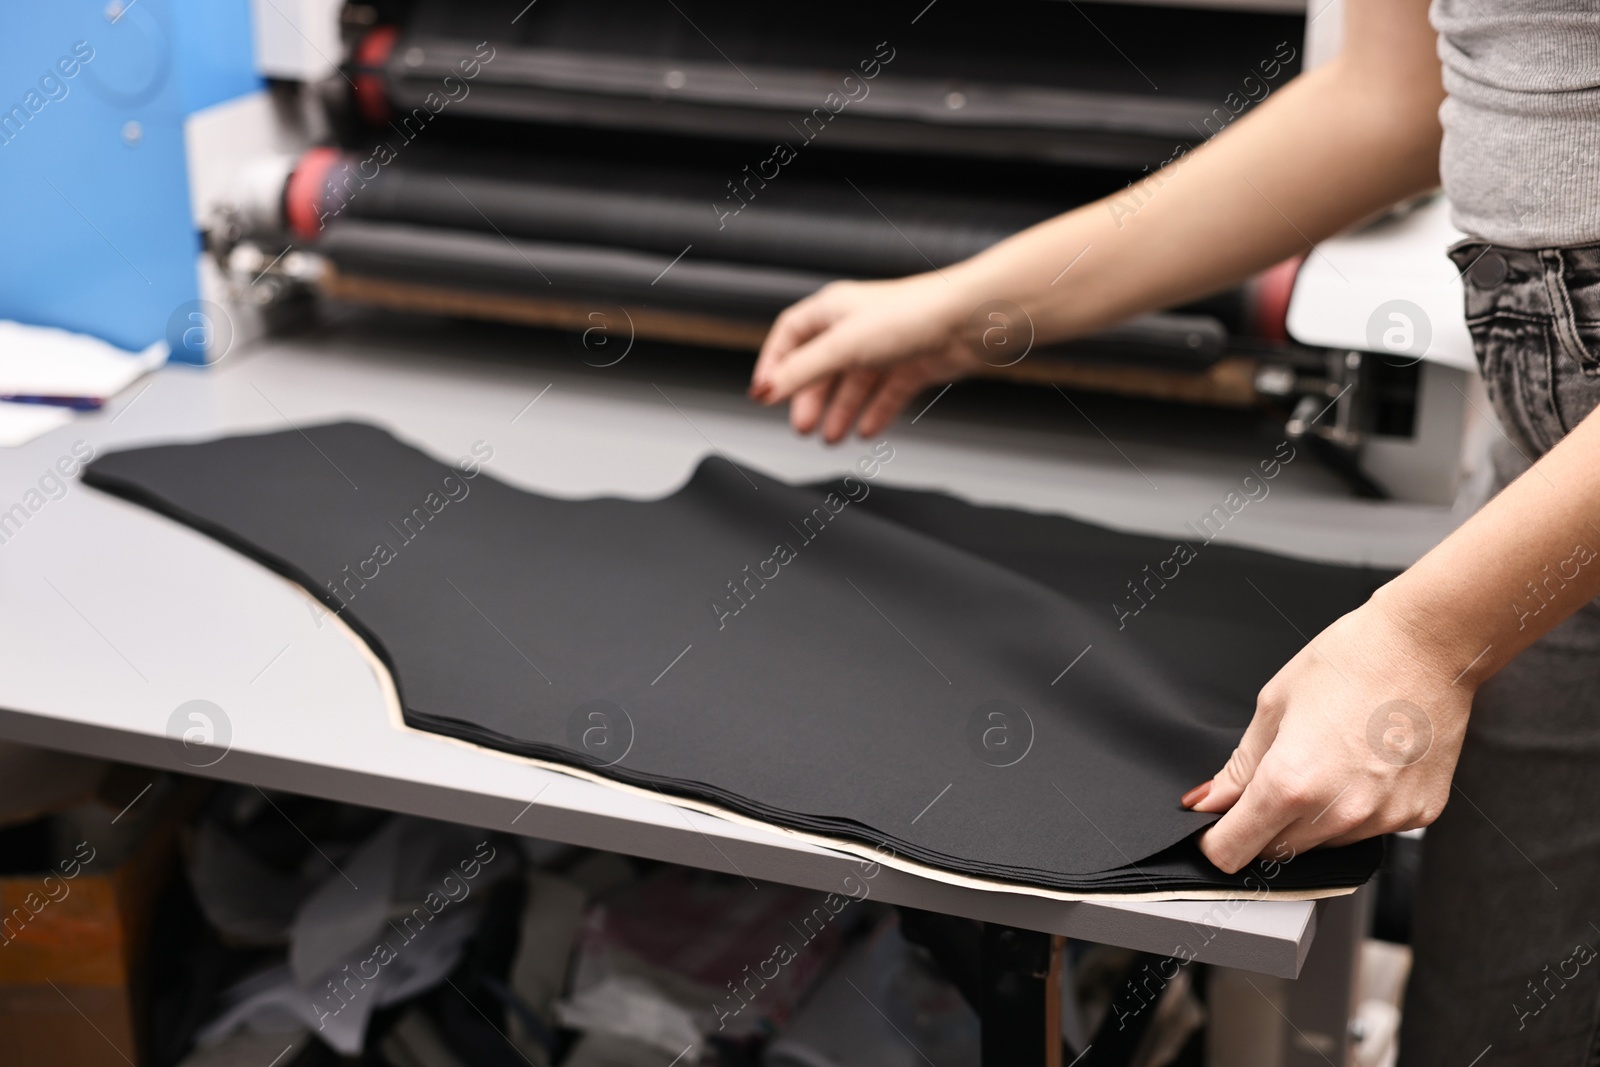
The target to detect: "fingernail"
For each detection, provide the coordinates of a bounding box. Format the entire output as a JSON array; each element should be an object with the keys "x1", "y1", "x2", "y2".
[{"x1": 1180, "y1": 780, "x2": 1213, "y2": 809}]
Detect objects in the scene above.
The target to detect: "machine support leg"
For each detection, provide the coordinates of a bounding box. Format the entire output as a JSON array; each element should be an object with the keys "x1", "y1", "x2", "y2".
[
  {"x1": 979, "y1": 923, "x2": 1064, "y2": 1067},
  {"x1": 1285, "y1": 883, "x2": 1373, "y2": 1066}
]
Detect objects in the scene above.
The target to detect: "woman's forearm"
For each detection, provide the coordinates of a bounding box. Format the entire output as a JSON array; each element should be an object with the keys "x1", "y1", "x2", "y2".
[
  {"x1": 1377, "y1": 405, "x2": 1600, "y2": 687},
  {"x1": 944, "y1": 0, "x2": 1445, "y2": 344},
  {"x1": 747, "y1": 0, "x2": 1443, "y2": 435}
]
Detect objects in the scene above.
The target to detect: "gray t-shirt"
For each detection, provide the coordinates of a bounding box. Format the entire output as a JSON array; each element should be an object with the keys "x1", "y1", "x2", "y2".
[{"x1": 1430, "y1": 0, "x2": 1600, "y2": 248}]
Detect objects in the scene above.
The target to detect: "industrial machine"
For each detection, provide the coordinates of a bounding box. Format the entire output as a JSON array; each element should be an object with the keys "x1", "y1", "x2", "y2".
[{"x1": 189, "y1": 0, "x2": 1480, "y2": 504}]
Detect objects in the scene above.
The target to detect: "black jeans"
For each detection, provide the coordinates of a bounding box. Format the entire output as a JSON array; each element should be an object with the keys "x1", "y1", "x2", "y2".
[{"x1": 1399, "y1": 242, "x2": 1600, "y2": 1065}]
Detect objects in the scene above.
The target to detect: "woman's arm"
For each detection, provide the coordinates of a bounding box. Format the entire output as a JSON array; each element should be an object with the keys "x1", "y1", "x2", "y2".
[
  {"x1": 1191, "y1": 406, "x2": 1600, "y2": 871},
  {"x1": 750, "y1": 0, "x2": 1445, "y2": 442}
]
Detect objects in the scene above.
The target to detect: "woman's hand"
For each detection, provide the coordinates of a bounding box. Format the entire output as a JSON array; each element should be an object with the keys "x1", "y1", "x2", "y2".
[
  {"x1": 748, "y1": 273, "x2": 988, "y2": 443},
  {"x1": 1184, "y1": 593, "x2": 1474, "y2": 872},
  {"x1": 746, "y1": 0, "x2": 1447, "y2": 446}
]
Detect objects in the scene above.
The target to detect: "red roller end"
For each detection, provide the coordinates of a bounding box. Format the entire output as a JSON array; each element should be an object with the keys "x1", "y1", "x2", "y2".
[
  {"x1": 1248, "y1": 254, "x2": 1305, "y2": 343},
  {"x1": 285, "y1": 146, "x2": 346, "y2": 241},
  {"x1": 354, "y1": 25, "x2": 400, "y2": 126}
]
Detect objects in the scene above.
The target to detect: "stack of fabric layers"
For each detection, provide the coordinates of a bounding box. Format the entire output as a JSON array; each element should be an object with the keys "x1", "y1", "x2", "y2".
[{"x1": 85, "y1": 423, "x2": 1387, "y2": 896}]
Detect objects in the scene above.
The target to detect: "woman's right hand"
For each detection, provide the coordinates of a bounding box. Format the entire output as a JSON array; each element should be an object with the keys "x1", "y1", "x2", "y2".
[{"x1": 748, "y1": 272, "x2": 989, "y2": 443}]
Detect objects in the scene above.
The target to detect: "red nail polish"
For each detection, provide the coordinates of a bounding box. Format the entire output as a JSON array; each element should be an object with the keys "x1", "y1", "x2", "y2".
[{"x1": 1180, "y1": 780, "x2": 1213, "y2": 809}]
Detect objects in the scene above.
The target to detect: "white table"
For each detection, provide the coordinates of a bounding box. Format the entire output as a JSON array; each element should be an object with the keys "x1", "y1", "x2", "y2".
[{"x1": 0, "y1": 318, "x2": 1456, "y2": 1038}]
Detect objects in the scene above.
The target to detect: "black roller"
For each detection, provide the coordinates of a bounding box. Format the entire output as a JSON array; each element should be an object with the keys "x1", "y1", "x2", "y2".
[
  {"x1": 301, "y1": 146, "x2": 1056, "y2": 278},
  {"x1": 362, "y1": 0, "x2": 1303, "y2": 168},
  {"x1": 316, "y1": 219, "x2": 831, "y2": 318}
]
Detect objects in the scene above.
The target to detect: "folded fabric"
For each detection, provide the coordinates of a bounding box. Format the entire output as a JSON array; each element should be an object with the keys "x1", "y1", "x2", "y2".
[{"x1": 84, "y1": 423, "x2": 1387, "y2": 895}]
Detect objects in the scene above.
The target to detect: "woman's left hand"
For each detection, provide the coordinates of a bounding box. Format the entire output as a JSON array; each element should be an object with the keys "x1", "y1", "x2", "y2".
[{"x1": 1184, "y1": 593, "x2": 1475, "y2": 872}]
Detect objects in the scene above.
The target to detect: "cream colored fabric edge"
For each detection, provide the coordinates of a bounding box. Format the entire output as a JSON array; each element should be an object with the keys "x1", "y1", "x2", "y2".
[{"x1": 312, "y1": 587, "x2": 1355, "y2": 905}]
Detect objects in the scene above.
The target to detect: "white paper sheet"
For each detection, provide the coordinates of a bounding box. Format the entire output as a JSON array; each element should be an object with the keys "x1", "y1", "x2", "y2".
[{"x1": 0, "y1": 320, "x2": 167, "y2": 401}]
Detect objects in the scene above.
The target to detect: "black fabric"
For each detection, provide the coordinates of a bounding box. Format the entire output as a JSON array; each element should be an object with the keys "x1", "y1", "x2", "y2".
[{"x1": 85, "y1": 423, "x2": 1385, "y2": 895}]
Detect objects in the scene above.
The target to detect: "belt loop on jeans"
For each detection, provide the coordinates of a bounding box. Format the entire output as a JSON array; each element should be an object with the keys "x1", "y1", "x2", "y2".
[{"x1": 1542, "y1": 248, "x2": 1599, "y2": 373}]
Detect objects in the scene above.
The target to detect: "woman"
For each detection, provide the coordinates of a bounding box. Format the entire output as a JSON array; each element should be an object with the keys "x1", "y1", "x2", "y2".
[{"x1": 747, "y1": 1, "x2": 1600, "y2": 1060}]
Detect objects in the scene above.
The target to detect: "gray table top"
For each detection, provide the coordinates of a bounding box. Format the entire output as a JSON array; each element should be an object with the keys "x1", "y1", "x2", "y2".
[{"x1": 0, "y1": 318, "x2": 1459, "y2": 978}]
